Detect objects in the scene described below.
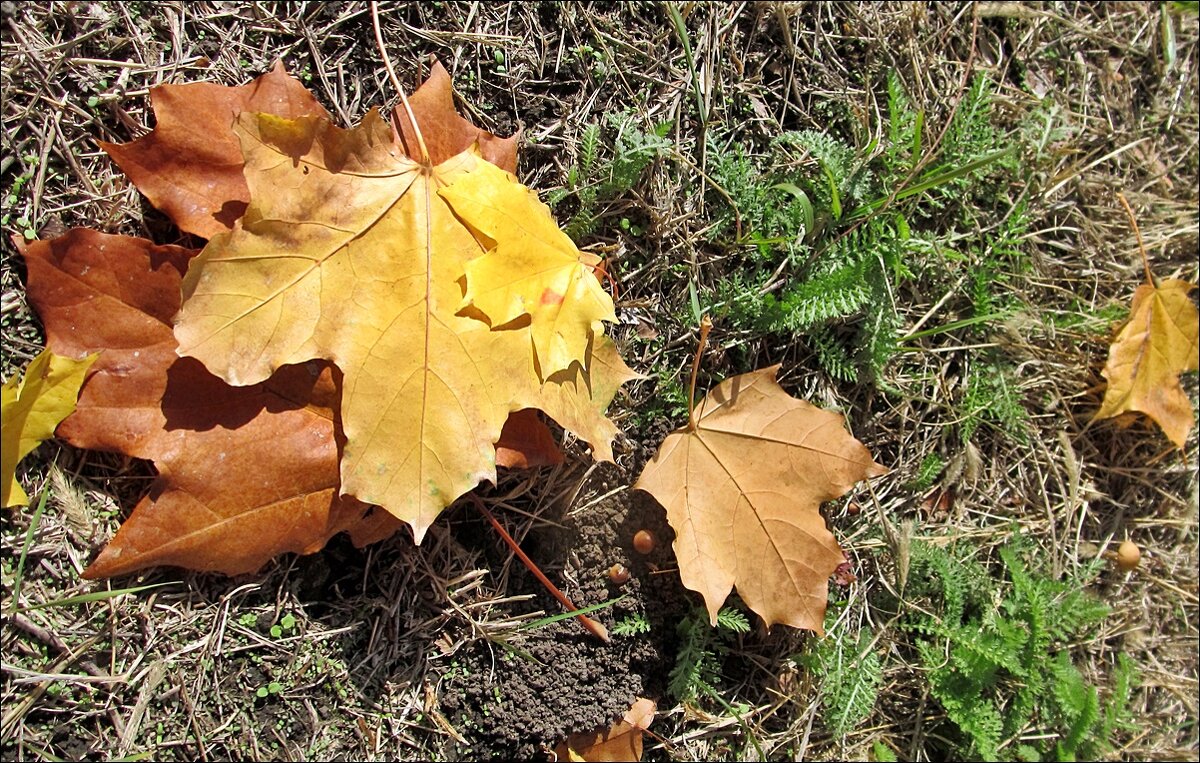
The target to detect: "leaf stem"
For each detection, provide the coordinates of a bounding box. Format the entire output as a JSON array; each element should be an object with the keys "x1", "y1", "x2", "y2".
[
  {"x1": 470, "y1": 495, "x2": 610, "y2": 643},
  {"x1": 1116, "y1": 192, "x2": 1154, "y2": 286},
  {"x1": 687, "y1": 315, "x2": 712, "y2": 431},
  {"x1": 370, "y1": 1, "x2": 431, "y2": 166}
]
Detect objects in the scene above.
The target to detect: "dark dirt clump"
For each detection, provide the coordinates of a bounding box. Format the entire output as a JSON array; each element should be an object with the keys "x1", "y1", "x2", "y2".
[{"x1": 438, "y1": 464, "x2": 690, "y2": 760}]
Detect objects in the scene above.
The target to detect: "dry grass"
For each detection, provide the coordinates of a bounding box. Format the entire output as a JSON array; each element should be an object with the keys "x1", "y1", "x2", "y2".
[{"x1": 3, "y1": 2, "x2": 1197, "y2": 760}]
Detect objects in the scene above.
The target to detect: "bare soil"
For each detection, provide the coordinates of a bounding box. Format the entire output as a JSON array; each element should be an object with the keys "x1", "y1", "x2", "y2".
[{"x1": 439, "y1": 464, "x2": 687, "y2": 759}]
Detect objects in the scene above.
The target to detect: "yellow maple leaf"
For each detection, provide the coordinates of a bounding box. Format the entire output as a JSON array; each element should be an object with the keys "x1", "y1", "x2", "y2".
[
  {"x1": 443, "y1": 160, "x2": 616, "y2": 376},
  {"x1": 1094, "y1": 278, "x2": 1200, "y2": 449},
  {"x1": 174, "y1": 110, "x2": 624, "y2": 541},
  {"x1": 2, "y1": 348, "x2": 98, "y2": 508}
]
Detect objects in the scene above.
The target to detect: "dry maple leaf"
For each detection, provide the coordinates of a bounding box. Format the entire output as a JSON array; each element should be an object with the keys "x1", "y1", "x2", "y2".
[
  {"x1": 2, "y1": 347, "x2": 97, "y2": 508},
  {"x1": 100, "y1": 62, "x2": 327, "y2": 239},
  {"x1": 495, "y1": 409, "x2": 564, "y2": 469},
  {"x1": 1094, "y1": 278, "x2": 1199, "y2": 449},
  {"x1": 173, "y1": 106, "x2": 624, "y2": 541},
  {"x1": 554, "y1": 698, "x2": 656, "y2": 763},
  {"x1": 635, "y1": 366, "x2": 886, "y2": 632},
  {"x1": 528, "y1": 338, "x2": 641, "y2": 463},
  {"x1": 392, "y1": 60, "x2": 518, "y2": 173},
  {"x1": 20, "y1": 229, "x2": 400, "y2": 577}
]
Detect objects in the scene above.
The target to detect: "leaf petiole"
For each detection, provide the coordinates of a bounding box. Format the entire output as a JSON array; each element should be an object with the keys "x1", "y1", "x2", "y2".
[
  {"x1": 687, "y1": 315, "x2": 712, "y2": 431},
  {"x1": 370, "y1": 1, "x2": 431, "y2": 166},
  {"x1": 471, "y1": 495, "x2": 610, "y2": 643},
  {"x1": 1116, "y1": 191, "x2": 1155, "y2": 286}
]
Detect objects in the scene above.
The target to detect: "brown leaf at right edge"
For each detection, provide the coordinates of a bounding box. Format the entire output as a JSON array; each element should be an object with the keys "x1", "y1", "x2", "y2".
[
  {"x1": 635, "y1": 366, "x2": 886, "y2": 633},
  {"x1": 1093, "y1": 278, "x2": 1199, "y2": 449},
  {"x1": 554, "y1": 698, "x2": 656, "y2": 762},
  {"x1": 20, "y1": 229, "x2": 401, "y2": 577},
  {"x1": 100, "y1": 62, "x2": 328, "y2": 239}
]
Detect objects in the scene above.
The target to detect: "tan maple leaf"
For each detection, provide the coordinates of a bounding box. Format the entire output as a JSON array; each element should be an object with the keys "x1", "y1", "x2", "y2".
[
  {"x1": 554, "y1": 698, "x2": 656, "y2": 762},
  {"x1": 173, "y1": 109, "x2": 625, "y2": 541},
  {"x1": 1094, "y1": 278, "x2": 1199, "y2": 449},
  {"x1": 635, "y1": 366, "x2": 885, "y2": 632}
]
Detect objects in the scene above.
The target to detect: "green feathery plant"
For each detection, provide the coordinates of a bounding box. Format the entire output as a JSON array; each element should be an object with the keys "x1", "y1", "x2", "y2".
[
  {"x1": 549, "y1": 110, "x2": 672, "y2": 241},
  {"x1": 669, "y1": 604, "x2": 751, "y2": 703},
  {"x1": 611, "y1": 611, "x2": 652, "y2": 637},
  {"x1": 907, "y1": 452, "x2": 947, "y2": 492},
  {"x1": 961, "y1": 356, "x2": 1031, "y2": 445},
  {"x1": 799, "y1": 613, "x2": 885, "y2": 739},
  {"x1": 901, "y1": 536, "x2": 1138, "y2": 761},
  {"x1": 705, "y1": 72, "x2": 1028, "y2": 383}
]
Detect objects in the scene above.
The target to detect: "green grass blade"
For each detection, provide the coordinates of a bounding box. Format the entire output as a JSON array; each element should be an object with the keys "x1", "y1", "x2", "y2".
[
  {"x1": 821, "y1": 161, "x2": 843, "y2": 220},
  {"x1": 665, "y1": 2, "x2": 706, "y2": 126},
  {"x1": 911, "y1": 108, "x2": 925, "y2": 167},
  {"x1": 13, "y1": 581, "x2": 176, "y2": 614},
  {"x1": 898, "y1": 312, "x2": 1009, "y2": 343},
  {"x1": 8, "y1": 486, "x2": 50, "y2": 614},
  {"x1": 521, "y1": 595, "x2": 625, "y2": 631},
  {"x1": 851, "y1": 148, "x2": 1014, "y2": 220},
  {"x1": 894, "y1": 148, "x2": 1014, "y2": 202},
  {"x1": 772, "y1": 182, "x2": 814, "y2": 237}
]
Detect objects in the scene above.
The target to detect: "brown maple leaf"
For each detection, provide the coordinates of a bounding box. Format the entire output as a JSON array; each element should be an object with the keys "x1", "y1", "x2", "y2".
[
  {"x1": 1094, "y1": 277, "x2": 1199, "y2": 449},
  {"x1": 635, "y1": 366, "x2": 885, "y2": 633},
  {"x1": 100, "y1": 62, "x2": 327, "y2": 239},
  {"x1": 393, "y1": 59, "x2": 518, "y2": 172},
  {"x1": 495, "y1": 409, "x2": 564, "y2": 469},
  {"x1": 554, "y1": 698, "x2": 656, "y2": 762},
  {"x1": 20, "y1": 229, "x2": 400, "y2": 577}
]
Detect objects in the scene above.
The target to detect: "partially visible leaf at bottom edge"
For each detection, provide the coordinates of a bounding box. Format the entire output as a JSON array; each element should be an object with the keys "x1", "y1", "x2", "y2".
[{"x1": 554, "y1": 697, "x2": 656, "y2": 762}]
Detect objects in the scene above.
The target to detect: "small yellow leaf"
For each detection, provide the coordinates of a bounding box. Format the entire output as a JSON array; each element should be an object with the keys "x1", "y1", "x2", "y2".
[
  {"x1": 444, "y1": 159, "x2": 617, "y2": 376},
  {"x1": 2, "y1": 348, "x2": 98, "y2": 508},
  {"x1": 1094, "y1": 278, "x2": 1199, "y2": 449}
]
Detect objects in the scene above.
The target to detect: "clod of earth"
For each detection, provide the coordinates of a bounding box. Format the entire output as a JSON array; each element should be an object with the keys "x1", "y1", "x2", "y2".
[
  {"x1": 608, "y1": 563, "x2": 632, "y2": 585},
  {"x1": 632, "y1": 529, "x2": 656, "y2": 554},
  {"x1": 1116, "y1": 540, "x2": 1142, "y2": 571}
]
